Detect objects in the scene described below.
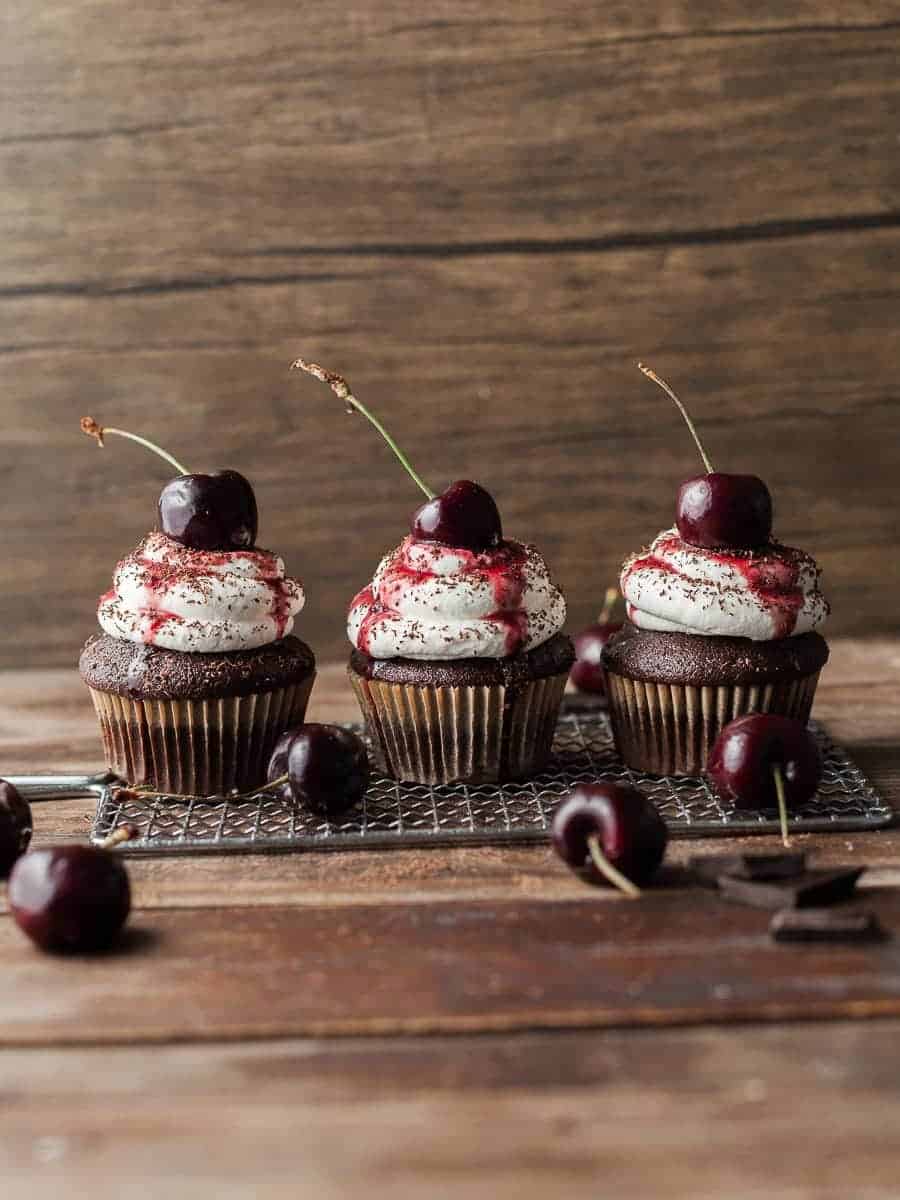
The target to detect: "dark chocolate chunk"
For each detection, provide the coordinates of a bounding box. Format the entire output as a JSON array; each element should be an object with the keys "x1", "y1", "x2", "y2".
[
  {"x1": 770, "y1": 908, "x2": 885, "y2": 943},
  {"x1": 718, "y1": 867, "x2": 864, "y2": 911},
  {"x1": 690, "y1": 852, "x2": 807, "y2": 886}
]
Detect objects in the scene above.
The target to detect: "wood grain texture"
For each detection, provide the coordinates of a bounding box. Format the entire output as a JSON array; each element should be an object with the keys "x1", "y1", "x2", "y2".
[
  {"x1": 2, "y1": 1, "x2": 899, "y2": 278},
  {"x1": 3, "y1": 232, "x2": 900, "y2": 667},
  {"x1": 10, "y1": 878, "x2": 900, "y2": 1052},
  {"x1": 6, "y1": 888, "x2": 900, "y2": 1045},
  {"x1": 0, "y1": 639, "x2": 895, "y2": 1047},
  {"x1": 1, "y1": 2, "x2": 899, "y2": 666},
  {"x1": 4, "y1": 1022, "x2": 900, "y2": 1199},
  {"x1": 0, "y1": 645, "x2": 897, "y2": 1193}
]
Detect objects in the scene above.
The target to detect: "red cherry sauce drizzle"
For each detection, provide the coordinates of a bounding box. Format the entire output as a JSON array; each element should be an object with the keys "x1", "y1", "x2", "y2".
[
  {"x1": 353, "y1": 585, "x2": 402, "y2": 656},
  {"x1": 352, "y1": 555, "x2": 435, "y2": 655},
  {"x1": 354, "y1": 540, "x2": 529, "y2": 657},
  {"x1": 130, "y1": 556, "x2": 184, "y2": 643},
  {"x1": 483, "y1": 543, "x2": 528, "y2": 653},
  {"x1": 117, "y1": 541, "x2": 293, "y2": 644},
  {"x1": 625, "y1": 534, "x2": 805, "y2": 639},
  {"x1": 719, "y1": 548, "x2": 804, "y2": 638},
  {"x1": 265, "y1": 578, "x2": 294, "y2": 640}
]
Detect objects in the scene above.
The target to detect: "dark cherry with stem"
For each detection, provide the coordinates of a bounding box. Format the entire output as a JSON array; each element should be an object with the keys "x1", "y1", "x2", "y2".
[
  {"x1": 412, "y1": 480, "x2": 502, "y2": 552},
  {"x1": 638, "y1": 365, "x2": 773, "y2": 550},
  {"x1": 8, "y1": 826, "x2": 134, "y2": 953},
  {"x1": 81, "y1": 417, "x2": 258, "y2": 551},
  {"x1": 0, "y1": 780, "x2": 32, "y2": 878},
  {"x1": 570, "y1": 587, "x2": 623, "y2": 696},
  {"x1": 551, "y1": 783, "x2": 668, "y2": 898},
  {"x1": 158, "y1": 471, "x2": 257, "y2": 551},
  {"x1": 290, "y1": 358, "x2": 502, "y2": 553},
  {"x1": 267, "y1": 723, "x2": 370, "y2": 819},
  {"x1": 707, "y1": 714, "x2": 822, "y2": 848}
]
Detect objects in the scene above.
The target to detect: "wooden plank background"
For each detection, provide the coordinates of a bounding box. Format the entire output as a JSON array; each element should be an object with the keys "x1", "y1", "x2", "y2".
[{"x1": 1, "y1": 2, "x2": 899, "y2": 667}]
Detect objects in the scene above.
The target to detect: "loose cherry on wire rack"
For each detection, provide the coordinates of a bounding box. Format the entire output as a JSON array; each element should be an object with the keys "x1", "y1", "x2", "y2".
[
  {"x1": 80, "y1": 417, "x2": 258, "y2": 552},
  {"x1": 638, "y1": 365, "x2": 773, "y2": 551},
  {"x1": 8, "y1": 827, "x2": 134, "y2": 953},
  {"x1": 706, "y1": 713, "x2": 822, "y2": 848},
  {"x1": 551, "y1": 783, "x2": 668, "y2": 898},
  {"x1": 289, "y1": 358, "x2": 503, "y2": 554},
  {"x1": 267, "y1": 723, "x2": 370, "y2": 820},
  {"x1": 570, "y1": 588, "x2": 623, "y2": 697},
  {"x1": 0, "y1": 780, "x2": 32, "y2": 878}
]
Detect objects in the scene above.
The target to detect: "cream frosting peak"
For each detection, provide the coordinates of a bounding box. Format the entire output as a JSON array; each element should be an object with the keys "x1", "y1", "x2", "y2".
[
  {"x1": 348, "y1": 536, "x2": 566, "y2": 659},
  {"x1": 621, "y1": 528, "x2": 829, "y2": 641},
  {"x1": 97, "y1": 531, "x2": 305, "y2": 652}
]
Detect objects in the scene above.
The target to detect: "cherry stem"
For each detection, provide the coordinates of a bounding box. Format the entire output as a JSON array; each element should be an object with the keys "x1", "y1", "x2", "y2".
[
  {"x1": 125, "y1": 774, "x2": 291, "y2": 803},
  {"x1": 637, "y1": 364, "x2": 715, "y2": 475},
  {"x1": 772, "y1": 763, "x2": 791, "y2": 848},
  {"x1": 599, "y1": 587, "x2": 619, "y2": 625},
  {"x1": 97, "y1": 824, "x2": 138, "y2": 851},
  {"x1": 290, "y1": 358, "x2": 435, "y2": 500},
  {"x1": 80, "y1": 417, "x2": 189, "y2": 475},
  {"x1": 586, "y1": 833, "x2": 641, "y2": 899}
]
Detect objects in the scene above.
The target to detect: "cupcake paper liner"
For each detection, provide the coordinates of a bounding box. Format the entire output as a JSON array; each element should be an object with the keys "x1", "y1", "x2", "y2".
[
  {"x1": 349, "y1": 670, "x2": 569, "y2": 785},
  {"x1": 88, "y1": 675, "x2": 315, "y2": 796},
  {"x1": 605, "y1": 669, "x2": 821, "y2": 777}
]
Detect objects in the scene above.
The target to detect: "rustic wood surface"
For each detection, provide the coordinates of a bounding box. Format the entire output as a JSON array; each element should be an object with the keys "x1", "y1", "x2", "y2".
[
  {"x1": 5, "y1": 1022, "x2": 900, "y2": 1200},
  {"x1": 2, "y1": 3, "x2": 900, "y2": 666},
  {"x1": 0, "y1": 638, "x2": 897, "y2": 1194}
]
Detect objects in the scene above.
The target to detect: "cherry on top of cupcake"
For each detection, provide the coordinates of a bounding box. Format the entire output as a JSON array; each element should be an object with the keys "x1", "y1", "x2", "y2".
[
  {"x1": 638, "y1": 365, "x2": 773, "y2": 552},
  {"x1": 290, "y1": 358, "x2": 503, "y2": 554},
  {"x1": 81, "y1": 417, "x2": 258, "y2": 552},
  {"x1": 410, "y1": 480, "x2": 502, "y2": 553}
]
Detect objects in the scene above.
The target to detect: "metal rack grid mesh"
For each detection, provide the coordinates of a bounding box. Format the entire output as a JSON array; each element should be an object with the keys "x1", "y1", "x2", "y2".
[{"x1": 90, "y1": 707, "x2": 892, "y2": 855}]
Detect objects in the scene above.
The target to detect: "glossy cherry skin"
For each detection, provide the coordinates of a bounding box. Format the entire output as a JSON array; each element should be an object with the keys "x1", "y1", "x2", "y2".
[
  {"x1": 158, "y1": 470, "x2": 258, "y2": 551},
  {"x1": 707, "y1": 714, "x2": 822, "y2": 811},
  {"x1": 570, "y1": 622, "x2": 624, "y2": 696},
  {"x1": 411, "y1": 480, "x2": 502, "y2": 552},
  {"x1": 552, "y1": 783, "x2": 668, "y2": 887},
  {"x1": 676, "y1": 473, "x2": 773, "y2": 550},
  {"x1": 267, "y1": 723, "x2": 370, "y2": 819},
  {"x1": 8, "y1": 847, "x2": 131, "y2": 953},
  {"x1": 0, "y1": 781, "x2": 32, "y2": 878}
]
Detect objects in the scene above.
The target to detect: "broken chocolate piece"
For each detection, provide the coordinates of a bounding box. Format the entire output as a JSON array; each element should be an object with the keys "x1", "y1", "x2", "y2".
[
  {"x1": 718, "y1": 867, "x2": 864, "y2": 911},
  {"x1": 690, "y1": 852, "x2": 807, "y2": 887},
  {"x1": 770, "y1": 908, "x2": 885, "y2": 943}
]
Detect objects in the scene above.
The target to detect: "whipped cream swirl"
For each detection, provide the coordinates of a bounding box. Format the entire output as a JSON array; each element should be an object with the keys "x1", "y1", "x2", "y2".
[
  {"x1": 348, "y1": 536, "x2": 566, "y2": 659},
  {"x1": 98, "y1": 531, "x2": 305, "y2": 653},
  {"x1": 621, "y1": 528, "x2": 829, "y2": 641}
]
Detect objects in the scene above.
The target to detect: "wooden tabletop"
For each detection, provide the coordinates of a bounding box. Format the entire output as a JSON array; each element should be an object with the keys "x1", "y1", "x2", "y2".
[{"x1": 2, "y1": 638, "x2": 899, "y2": 1197}]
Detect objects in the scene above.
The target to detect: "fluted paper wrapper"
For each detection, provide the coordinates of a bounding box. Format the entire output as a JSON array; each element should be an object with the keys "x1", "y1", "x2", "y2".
[
  {"x1": 87, "y1": 676, "x2": 315, "y2": 796},
  {"x1": 605, "y1": 669, "x2": 821, "y2": 777},
  {"x1": 349, "y1": 670, "x2": 569, "y2": 785}
]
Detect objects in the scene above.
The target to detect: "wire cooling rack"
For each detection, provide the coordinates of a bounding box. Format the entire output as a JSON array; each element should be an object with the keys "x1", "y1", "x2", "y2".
[{"x1": 87, "y1": 705, "x2": 892, "y2": 855}]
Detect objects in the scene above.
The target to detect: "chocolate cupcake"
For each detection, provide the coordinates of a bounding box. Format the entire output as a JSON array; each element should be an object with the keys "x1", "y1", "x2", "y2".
[
  {"x1": 604, "y1": 618, "x2": 828, "y2": 776},
  {"x1": 347, "y1": 527, "x2": 573, "y2": 785},
  {"x1": 602, "y1": 367, "x2": 830, "y2": 776},
  {"x1": 350, "y1": 631, "x2": 574, "y2": 785},
  {"x1": 292, "y1": 358, "x2": 574, "y2": 786},
  {"x1": 81, "y1": 626, "x2": 315, "y2": 796},
  {"x1": 78, "y1": 421, "x2": 314, "y2": 794}
]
